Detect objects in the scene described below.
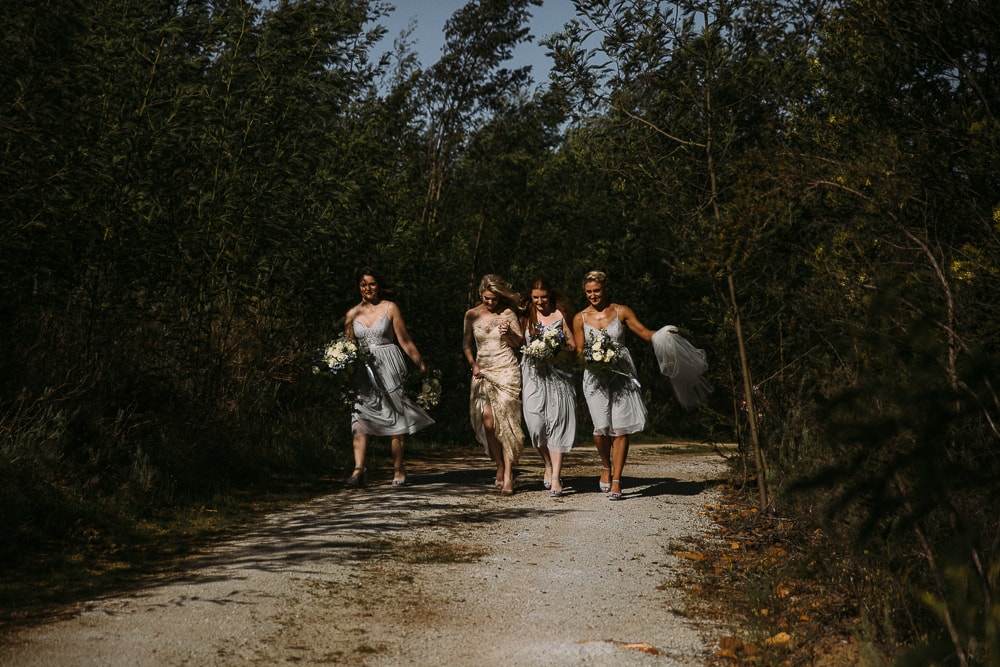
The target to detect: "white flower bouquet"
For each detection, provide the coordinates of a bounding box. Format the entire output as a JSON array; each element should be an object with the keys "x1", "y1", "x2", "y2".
[
  {"x1": 312, "y1": 335, "x2": 371, "y2": 407},
  {"x1": 316, "y1": 335, "x2": 363, "y2": 374},
  {"x1": 582, "y1": 329, "x2": 623, "y2": 370},
  {"x1": 521, "y1": 326, "x2": 566, "y2": 362}
]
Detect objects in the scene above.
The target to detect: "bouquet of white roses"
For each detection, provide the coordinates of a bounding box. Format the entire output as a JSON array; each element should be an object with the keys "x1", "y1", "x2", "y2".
[
  {"x1": 521, "y1": 326, "x2": 566, "y2": 362},
  {"x1": 582, "y1": 329, "x2": 624, "y2": 372},
  {"x1": 316, "y1": 335, "x2": 363, "y2": 374},
  {"x1": 313, "y1": 335, "x2": 371, "y2": 407}
]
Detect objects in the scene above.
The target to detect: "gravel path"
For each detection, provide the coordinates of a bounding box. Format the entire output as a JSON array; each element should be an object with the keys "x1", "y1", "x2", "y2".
[{"x1": 0, "y1": 444, "x2": 729, "y2": 666}]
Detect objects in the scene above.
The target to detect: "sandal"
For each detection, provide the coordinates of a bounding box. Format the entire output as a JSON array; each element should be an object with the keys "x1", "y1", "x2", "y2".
[
  {"x1": 391, "y1": 467, "x2": 407, "y2": 487},
  {"x1": 608, "y1": 479, "x2": 623, "y2": 501},
  {"x1": 599, "y1": 467, "x2": 612, "y2": 493},
  {"x1": 346, "y1": 466, "x2": 367, "y2": 487},
  {"x1": 550, "y1": 478, "x2": 564, "y2": 498}
]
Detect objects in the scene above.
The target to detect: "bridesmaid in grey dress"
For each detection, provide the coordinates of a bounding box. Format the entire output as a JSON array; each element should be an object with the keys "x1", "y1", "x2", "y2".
[
  {"x1": 520, "y1": 278, "x2": 576, "y2": 497},
  {"x1": 572, "y1": 271, "x2": 655, "y2": 500},
  {"x1": 344, "y1": 268, "x2": 433, "y2": 487}
]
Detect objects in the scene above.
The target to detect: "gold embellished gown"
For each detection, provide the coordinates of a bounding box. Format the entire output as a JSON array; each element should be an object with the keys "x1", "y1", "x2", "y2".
[{"x1": 469, "y1": 311, "x2": 524, "y2": 464}]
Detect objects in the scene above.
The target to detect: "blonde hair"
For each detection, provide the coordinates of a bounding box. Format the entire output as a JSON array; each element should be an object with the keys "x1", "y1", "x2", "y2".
[
  {"x1": 479, "y1": 274, "x2": 521, "y2": 312},
  {"x1": 582, "y1": 270, "x2": 607, "y2": 288}
]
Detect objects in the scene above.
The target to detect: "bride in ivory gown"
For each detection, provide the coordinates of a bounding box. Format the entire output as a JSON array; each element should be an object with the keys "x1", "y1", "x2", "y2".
[{"x1": 463, "y1": 274, "x2": 524, "y2": 496}]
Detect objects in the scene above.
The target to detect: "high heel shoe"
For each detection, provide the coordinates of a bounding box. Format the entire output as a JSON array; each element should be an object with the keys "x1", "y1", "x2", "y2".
[
  {"x1": 346, "y1": 466, "x2": 367, "y2": 487},
  {"x1": 599, "y1": 467, "x2": 612, "y2": 493},
  {"x1": 391, "y1": 467, "x2": 407, "y2": 487},
  {"x1": 608, "y1": 479, "x2": 623, "y2": 501},
  {"x1": 500, "y1": 480, "x2": 515, "y2": 496},
  {"x1": 550, "y1": 478, "x2": 564, "y2": 498}
]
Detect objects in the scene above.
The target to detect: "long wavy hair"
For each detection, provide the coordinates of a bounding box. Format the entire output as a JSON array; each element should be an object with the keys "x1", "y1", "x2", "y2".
[
  {"x1": 522, "y1": 276, "x2": 573, "y2": 331},
  {"x1": 478, "y1": 274, "x2": 520, "y2": 313},
  {"x1": 355, "y1": 266, "x2": 397, "y2": 300}
]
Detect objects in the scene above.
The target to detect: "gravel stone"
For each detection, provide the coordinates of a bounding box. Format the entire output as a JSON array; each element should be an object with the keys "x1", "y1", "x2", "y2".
[{"x1": 0, "y1": 444, "x2": 729, "y2": 666}]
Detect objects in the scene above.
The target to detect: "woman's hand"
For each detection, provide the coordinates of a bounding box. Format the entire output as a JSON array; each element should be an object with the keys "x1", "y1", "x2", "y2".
[{"x1": 496, "y1": 314, "x2": 523, "y2": 347}]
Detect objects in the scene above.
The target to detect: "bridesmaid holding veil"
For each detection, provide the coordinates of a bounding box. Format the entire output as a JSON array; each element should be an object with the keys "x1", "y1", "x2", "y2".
[
  {"x1": 463, "y1": 274, "x2": 524, "y2": 496},
  {"x1": 572, "y1": 270, "x2": 654, "y2": 501}
]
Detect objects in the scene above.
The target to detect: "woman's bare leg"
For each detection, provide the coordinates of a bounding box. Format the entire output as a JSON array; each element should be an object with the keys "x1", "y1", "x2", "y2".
[
  {"x1": 594, "y1": 434, "x2": 612, "y2": 490},
  {"x1": 352, "y1": 433, "x2": 368, "y2": 469},
  {"x1": 500, "y1": 447, "x2": 515, "y2": 495},
  {"x1": 391, "y1": 435, "x2": 406, "y2": 484},
  {"x1": 549, "y1": 448, "x2": 564, "y2": 494},
  {"x1": 609, "y1": 434, "x2": 630, "y2": 497},
  {"x1": 537, "y1": 444, "x2": 554, "y2": 487},
  {"x1": 481, "y1": 402, "x2": 504, "y2": 485},
  {"x1": 347, "y1": 433, "x2": 369, "y2": 485},
  {"x1": 482, "y1": 401, "x2": 515, "y2": 495}
]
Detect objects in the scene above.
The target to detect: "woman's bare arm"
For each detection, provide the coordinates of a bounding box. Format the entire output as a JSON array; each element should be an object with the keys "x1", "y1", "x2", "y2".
[
  {"x1": 620, "y1": 305, "x2": 655, "y2": 342},
  {"x1": 390, "y1": 302, "x2": 425, "y2": 370}
]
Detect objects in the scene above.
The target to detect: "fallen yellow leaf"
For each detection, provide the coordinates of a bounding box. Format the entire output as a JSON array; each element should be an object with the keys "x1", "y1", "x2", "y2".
[
  {"x1": 718, "y1": 636, "x2": 742, "y2": 652},
  {"x1": 576, "y1": 639, "x2": 661, "y2": 655},
  {"x1": 765, "y1": 632, "x2": 792, "y2": 646},
  {"x1": 617, "y1": 642, "x2": 661, "y2": 655}
]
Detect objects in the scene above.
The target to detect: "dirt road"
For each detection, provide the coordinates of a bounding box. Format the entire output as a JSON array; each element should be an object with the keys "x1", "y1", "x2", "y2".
[{"x1": 0, "y1": 444, "x2": 729, "y2": 666}]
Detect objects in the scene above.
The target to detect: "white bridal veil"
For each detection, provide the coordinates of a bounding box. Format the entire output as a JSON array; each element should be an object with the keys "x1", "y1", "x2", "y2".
[{"x1": 651, "y1": 326, "x2": 712, "y2": 409}]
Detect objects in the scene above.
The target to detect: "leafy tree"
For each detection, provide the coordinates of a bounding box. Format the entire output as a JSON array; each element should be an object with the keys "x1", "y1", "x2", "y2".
[
  {"x1": 416, "y1": 0, "x2": 540, "y2": 236},
  {"x1": 790, "y1": 1, "x2": 1000, "y2": 662},
  {"x1": 0, "y1": 0, "x2": 392, "y2": 560},
  {"x1": 547, "y1": 0, "x2": 828, "y2": 506}
]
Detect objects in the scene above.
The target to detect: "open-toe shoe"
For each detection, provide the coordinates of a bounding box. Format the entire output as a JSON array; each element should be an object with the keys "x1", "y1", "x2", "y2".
[
  {"x1": 346, "y1": 466, "x2": 367, "y2": 487},
  {"x1": 599, "y1": 467, "x2": 612, "y2": 493}
]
